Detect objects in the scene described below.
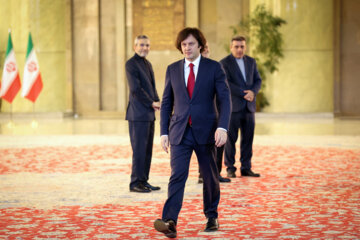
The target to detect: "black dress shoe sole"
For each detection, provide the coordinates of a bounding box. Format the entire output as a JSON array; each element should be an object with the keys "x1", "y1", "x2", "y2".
[
  {"x1": 219, "y1": 178, "x2": 231, "y2": 183},
  {"x1": 154, "y1": 219, "x2": 177, "y2": 238},
  {"x1": 204, "y1": 218, "x2": 219, "y2": 232},
  {"x1": 130, "y1": 188, "x2": 151, "y2": 193},
  {"x1": 145, "y1": 184, "x2": 161, "y2": 190},
  {"x1": 241, "y1": 173, "x2": 260, "y2": 177},
  {"x1": 204, "y1": 226, "x2": 219, "y2": 232}
]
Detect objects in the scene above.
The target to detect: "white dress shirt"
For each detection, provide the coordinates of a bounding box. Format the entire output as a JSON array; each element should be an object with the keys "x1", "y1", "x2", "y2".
[{"x1": 184, "y1": 55, "x2": 201, "y2": 86}]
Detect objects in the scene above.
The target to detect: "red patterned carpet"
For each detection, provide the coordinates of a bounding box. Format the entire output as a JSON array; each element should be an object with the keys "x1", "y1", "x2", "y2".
[{"x1": 1, "y1": 136, "x2": 360, "y2": 239}]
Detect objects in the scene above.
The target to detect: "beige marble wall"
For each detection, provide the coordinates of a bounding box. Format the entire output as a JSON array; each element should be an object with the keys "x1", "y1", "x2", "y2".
[
  {"x1": 199, "y1": 0, "x2": 249, "y2": 61},
  {"x1": 251, "y1": 0, "x2": 334, "y2": 113},
  {"x1": 125, "y1": 0, "x2": 195, "y2": 102},
  {"x1": 0, "y1": 0, "x2": 71, "y2": 113},
  {"x1": 72, "y1": 0, "x2": 127, "y2": 116},
  {"x1": 0, "y1": 0, "x2": 336, "y2": 115}
]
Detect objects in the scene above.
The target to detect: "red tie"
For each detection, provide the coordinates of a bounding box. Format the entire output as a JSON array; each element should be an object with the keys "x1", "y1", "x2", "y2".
[{"x1": 187, "y1": 63, "x2": 195, "y2": 125}]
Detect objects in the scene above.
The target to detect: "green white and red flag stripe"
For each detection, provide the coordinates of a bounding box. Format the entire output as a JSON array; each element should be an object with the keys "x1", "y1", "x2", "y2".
[
  {"x1": 0, "y1": 32, "x2": 21, "y2": 103},
  {"x1": 22, "y1": 33, "x2": 43, "y2": 102}
]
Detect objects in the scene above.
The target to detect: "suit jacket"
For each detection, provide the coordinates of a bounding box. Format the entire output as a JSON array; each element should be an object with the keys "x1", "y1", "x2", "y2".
[
  {"x1": 220, "y1": 54, "x2": 262, "y2": 113},
  {"x1": 160, "y1": 56, "x2": 231, "y2": 145},
  {"x1": 125, "y1": 54, "x2": 159, "y2": 121}
]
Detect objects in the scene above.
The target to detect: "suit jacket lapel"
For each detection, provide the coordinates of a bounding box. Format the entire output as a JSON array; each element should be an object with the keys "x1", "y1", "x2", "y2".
[
  {"x1": 191, "y1": 57, "x2": 204, "y2": 100},
  {"x1": 244, "y1": 56, "x2": 251, "y2": 86},
  {"x1": 148, "y1": 61, "x2": 155, "y2": 82},
  {"x1": 178, "y1": 59, "x2": 189, "y2": 100},
  {"x1": 136, "y1": 55, "x2": 150, "y2": 82},
  {"x1": 230, "y1": 55, "x2": 246, "y2": 85}
]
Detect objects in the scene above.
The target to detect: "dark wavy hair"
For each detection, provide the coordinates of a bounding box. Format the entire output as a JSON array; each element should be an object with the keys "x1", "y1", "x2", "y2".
[
  {"x1": 231, "y1": 36, "x2": 246, "y2": 42},
  {"x1": 175, "y1": 27, "x2": 206, "y2": 53}
]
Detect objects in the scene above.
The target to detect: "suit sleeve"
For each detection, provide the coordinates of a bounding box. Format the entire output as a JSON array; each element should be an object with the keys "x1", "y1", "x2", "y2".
[
  {"x1": 250, "y1": 59, "x2": 262, "y2": 95},
  {"x1": 215, "y1": 63, "x2": 231, "y2": 131},
  {"x1": 126, "y1": 61, "x2": 154, "y2": 107},
  {"x1": 160, "y1": 66, "x2": 174, "y2": 136}
]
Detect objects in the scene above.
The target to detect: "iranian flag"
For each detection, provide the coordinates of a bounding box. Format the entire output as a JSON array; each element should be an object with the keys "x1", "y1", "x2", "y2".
[
  {"x1": 22, "y1": 33, "x2": 43, "y2": 102},
  {"x1": 0, "y1": 32, "x2": 21, "y2": 103}
]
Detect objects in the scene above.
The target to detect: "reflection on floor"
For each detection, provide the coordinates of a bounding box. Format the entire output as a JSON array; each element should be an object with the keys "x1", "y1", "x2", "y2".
[{"x1": 1, "y1": 113, "x2": 360, "y2": 136}]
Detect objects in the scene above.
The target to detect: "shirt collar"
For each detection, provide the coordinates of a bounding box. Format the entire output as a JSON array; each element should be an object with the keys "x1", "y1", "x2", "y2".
[
  {"x1": 185, "y1": 54, "x2": 201, "y2": 68},
  {"x1": 134, "y1": 53, "x2": 145, "y2": 60}
]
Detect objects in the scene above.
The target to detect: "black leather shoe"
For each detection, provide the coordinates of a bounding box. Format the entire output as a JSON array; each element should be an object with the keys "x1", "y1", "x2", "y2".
[
  {"x1": 130, "y1": 184, "x2": 151, "y2": 193},
  {"x1": 198, "y1": 177, "x2": 203, "y2": 184},
  {"x1": 154, "y1": 219, "x2": 177, "y2": 238},
  {"x1": 204, "y1": 217, "x2": 219, "y2": 232},
  {"x1": 145, "y1": 183, "x2": 161, "y2": 191},
  {"x1": 227, "y1": 171, "x2": 236, "y2": 178},
  {"x1": 241, "y1": 169, "x2": 260, "y2": 177},
  {"x1": 219, "y1": 175, "x2": 231, "y2": 183}
]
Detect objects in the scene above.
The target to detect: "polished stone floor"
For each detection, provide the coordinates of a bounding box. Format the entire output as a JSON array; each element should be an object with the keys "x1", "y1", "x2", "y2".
[
  {"x1": 1, "y1": 113, "x2": 359, "y2": 150},
  {"x1": 1, "y1": 113, "x2": 360, "y2": 136},
  {"x1": 0, "y1": 112, "x2": 359, "y2": 143}
]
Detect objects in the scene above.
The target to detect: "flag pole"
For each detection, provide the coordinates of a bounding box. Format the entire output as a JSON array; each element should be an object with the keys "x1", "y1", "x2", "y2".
[
  {"x1": 10, "y1": 103, "x2": 13, "y2": 122},
  {"x1": 31, "y1": 102, "x2": 38, "y2": 129},
  {"x1": 33, "y1": 102, "x2": 35, "y2": 122},
  {"x1": 9, "y1": 29, "x2": 13, "y2": 127},
  {"x1": 8, "y1": 103, "x2": 14, "y2": 129}
]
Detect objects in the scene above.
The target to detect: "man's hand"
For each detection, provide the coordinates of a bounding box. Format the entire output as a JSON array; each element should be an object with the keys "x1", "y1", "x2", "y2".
[
  {"x1": 161, "y1": 135, "x2": 169, "y2": 153},
  {"x1": 214, "y1": 129, "x2": 227, "y2": 147},
  {"x1": 152, "y1": 101, "x2": 161, "y2": 111},
  {"x1": 244, "y1": 90, "x2": 255, "y2": 102}
]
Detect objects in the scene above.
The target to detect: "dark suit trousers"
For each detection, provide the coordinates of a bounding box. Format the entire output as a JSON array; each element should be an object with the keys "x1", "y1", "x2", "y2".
[
  {"x1": 162, "y1": 126, "x2": 220, "y2": 223},
  {"x1": 215, "y1": 146, "x2": 224, "y2": 173},
  {"x1": 128, "y1": 121, "x2": 154, "y2": 188},
  {"x1": 199, "y1": 146, "x2": 224, "y2": 178},
  {"x1": 224, "y1": 110, "x2": 255, "y2": 172}
]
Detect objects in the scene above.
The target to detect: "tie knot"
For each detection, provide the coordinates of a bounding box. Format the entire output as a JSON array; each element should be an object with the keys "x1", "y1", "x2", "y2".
[{"x1": 189, "y1": 63, "x2": 194, "y2": 69}]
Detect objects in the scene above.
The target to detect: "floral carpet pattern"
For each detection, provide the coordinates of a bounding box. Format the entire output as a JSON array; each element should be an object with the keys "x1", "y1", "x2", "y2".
[{"x1": 0, "y1": 135, "x2": 360, "y2": 239}]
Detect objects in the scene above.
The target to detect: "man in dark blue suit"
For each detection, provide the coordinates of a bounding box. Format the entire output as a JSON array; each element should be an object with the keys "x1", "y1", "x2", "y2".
[
  {"x1": 125, "y1": 35, "x2": 161, "y2": 193},
  {"x1": 220, "y1": 36, "x2": 262, "y2": 178},
  {"x1": 154, "y1": 28, "x2": 231, "y2": 238}
]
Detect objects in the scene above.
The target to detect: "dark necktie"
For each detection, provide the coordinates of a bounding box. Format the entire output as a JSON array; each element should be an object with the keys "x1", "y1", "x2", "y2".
[{"x1": 187, "y1": 63, "x2": 195, "y2": 125}]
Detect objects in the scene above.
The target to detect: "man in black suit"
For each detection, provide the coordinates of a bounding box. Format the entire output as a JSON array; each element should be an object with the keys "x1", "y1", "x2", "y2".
[
  {"x1": 125, "y1": 35, "x2": 161, "y2": 193},
  {"x1": 220, "y1": 36, "x2": 262, "y2": 178},
  {"x1": 153, "y1": 28, "x2": 231, "y2": 238}
]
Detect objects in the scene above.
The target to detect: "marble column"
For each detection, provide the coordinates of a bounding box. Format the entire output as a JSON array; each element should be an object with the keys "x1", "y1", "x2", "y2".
[{"x1": 72, "y1": 0, "x2": 100, "y2": 115}]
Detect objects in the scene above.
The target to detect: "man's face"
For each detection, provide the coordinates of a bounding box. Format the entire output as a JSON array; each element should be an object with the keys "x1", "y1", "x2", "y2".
[
  {"x1": 230, "y1": 40, "x2": 246, "y2": 59},
  {"x1": 181, "y1": 34, "x2": 201, "y2": 61},
  {"x1": 134, "y1": 38, "x2": 150, "y2": 57}
]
